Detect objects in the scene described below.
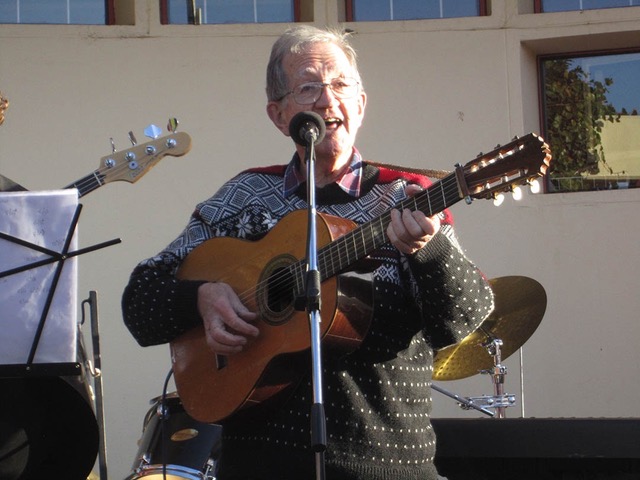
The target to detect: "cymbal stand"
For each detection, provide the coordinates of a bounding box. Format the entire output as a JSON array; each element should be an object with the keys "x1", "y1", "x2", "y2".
[
  {"x1": 431, "y1": 383, "x2": 495, "y2": 417},
  {"x1": 464, "y1": 338, "x2": 516, "y2": 418}
]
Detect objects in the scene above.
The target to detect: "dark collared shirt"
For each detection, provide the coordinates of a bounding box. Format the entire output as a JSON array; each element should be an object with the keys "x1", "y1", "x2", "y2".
[{"x1": 283, "y1": 149, "x2": 364, "y2": 198}]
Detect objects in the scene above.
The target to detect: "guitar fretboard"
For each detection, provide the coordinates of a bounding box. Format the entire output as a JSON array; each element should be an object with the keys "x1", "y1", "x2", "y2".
[
  {"x1": 286, "y1": 170, "x2": 462, "y2": 294},
  {"x1": 320, "y1": 171, "x2": 460, "y2": 278},
  {"x1": 65, "y1": 171, "x2": 106, "y2": 198}
]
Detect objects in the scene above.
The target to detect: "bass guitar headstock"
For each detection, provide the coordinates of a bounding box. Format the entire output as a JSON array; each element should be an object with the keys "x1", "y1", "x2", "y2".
[{"x1": 97, "y1": 119, "x2": 192, "y2": 186}]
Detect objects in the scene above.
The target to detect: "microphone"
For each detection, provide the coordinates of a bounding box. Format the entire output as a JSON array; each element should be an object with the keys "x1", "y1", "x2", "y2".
[{"x1": 289, "y1": 111, "x2": 326, "y2": 146}]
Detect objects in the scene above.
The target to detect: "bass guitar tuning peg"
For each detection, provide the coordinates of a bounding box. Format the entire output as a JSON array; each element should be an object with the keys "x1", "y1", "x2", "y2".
[{"x1": 168, "y1": 118, "x2": 179, "y2": 133}]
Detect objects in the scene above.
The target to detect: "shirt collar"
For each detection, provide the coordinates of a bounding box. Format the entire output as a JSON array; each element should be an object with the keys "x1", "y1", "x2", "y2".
[{"x1": 283, "y1": 149, "x2": 364, "y2": 198}]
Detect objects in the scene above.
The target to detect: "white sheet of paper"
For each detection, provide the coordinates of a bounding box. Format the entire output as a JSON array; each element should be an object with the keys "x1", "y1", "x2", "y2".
[{"x1": 0, "y1": 189, "x2": 79, "y2": 364}]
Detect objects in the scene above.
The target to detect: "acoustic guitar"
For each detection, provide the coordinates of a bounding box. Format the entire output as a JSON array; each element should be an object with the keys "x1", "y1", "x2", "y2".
[{"x1": 171, "y1": 133, "x2": 551, "y2": 423}]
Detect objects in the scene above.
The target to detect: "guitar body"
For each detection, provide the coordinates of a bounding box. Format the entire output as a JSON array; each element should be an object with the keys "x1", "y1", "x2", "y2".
[{"x1": 171, "y1": 210, "x2": 374, "y2": 423}]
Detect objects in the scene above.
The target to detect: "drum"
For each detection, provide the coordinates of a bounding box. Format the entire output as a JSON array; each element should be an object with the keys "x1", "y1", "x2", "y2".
[{"x1": 126, "y1": 393, "x2": 222, "y2": 480}]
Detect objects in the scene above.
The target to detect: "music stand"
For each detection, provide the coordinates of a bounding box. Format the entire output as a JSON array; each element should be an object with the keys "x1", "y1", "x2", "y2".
[{"x1": 0, "y1": 190, "x2": 119, "y2": 377}]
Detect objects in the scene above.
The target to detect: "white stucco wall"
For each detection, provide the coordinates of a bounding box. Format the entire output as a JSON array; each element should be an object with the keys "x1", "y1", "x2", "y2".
[{"x1": 1, "y1": 1, "x2": 638, "y2": 477}]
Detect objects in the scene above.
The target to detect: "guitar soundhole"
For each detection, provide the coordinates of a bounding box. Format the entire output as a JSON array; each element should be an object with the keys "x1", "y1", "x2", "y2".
[
  {"x1": 267, "y1": 267, "x2": 295, "y2": 311},
  {"x1": 259, "y1": 254, "x2": 298, "y2": 325}
]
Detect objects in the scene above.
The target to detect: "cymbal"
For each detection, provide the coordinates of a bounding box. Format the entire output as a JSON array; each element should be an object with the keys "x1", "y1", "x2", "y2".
[{"x1": 433, "y1": 275, "x2": 547, "y2": 381}]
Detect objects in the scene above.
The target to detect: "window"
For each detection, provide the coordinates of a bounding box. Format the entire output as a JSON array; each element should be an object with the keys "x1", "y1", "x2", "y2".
[
  {"x1": 161, "y1": 0, "x2": 300, "y2": 25},
  {"x1": 345, "y1": 0, "x2": 488, "y2": 21},
  {"x1": 540, "y1": 51, "x2": 640, "y2": 193},
  {"x1": 0, "y1": 0, "x2": 114, "y2": 25},
  {"x1": 535, "y1": 0, "x2": 640, "y2": 13}
]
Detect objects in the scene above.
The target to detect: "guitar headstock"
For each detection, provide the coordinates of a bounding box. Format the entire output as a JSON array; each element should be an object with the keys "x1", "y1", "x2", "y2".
[
  {"x1": 462, "y1": 133, "x2": 551, "y2": 202},
  {"x1": 98, "y1": 126, "x2": 192, "y2": 185}
]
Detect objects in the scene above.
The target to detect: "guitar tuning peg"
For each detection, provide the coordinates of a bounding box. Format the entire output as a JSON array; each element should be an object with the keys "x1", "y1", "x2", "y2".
[
  {"x1": 128, "y1": 131, "x2": 138, "y2": 146},
  {"x1": 168, "y1": 118, "x2": 179, "y2": 133},
  {"x1": 511, "y1": 185, "x2": 523, "y2": 201},
  {"x1": 493, "y1": 193, "x2": 505, "y2": 207},
  {"x1": 144, "y1": 124, "x2": 162, "y2": 140},
  {"x1": 495, "y1": 144, "x2": 501, "y2": 149},
  {"x1": 476, "y1": 152, "x2": 484, "y2": 158},
  {"x1": 528, "y1": 178, "x2": 541, "y2": 194},
  {"x1": 110, "y1": 137, "x2": 116, "y2": 153}
]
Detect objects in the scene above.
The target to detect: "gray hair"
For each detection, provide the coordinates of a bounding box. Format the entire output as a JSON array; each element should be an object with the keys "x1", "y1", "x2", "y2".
[{"x1": 266, "y1": 25, "x2": 361, "y2": 102}]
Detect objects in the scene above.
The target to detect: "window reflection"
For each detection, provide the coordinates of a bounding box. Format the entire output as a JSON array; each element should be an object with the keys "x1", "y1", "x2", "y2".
[
  {"x1": 0, "y1": 0, "x2": 106, "y2": 24},
  {"x1": 165, "y1": 0, "x2": 294, "y2": 24},
  {"x1": 541, "y1": 52, "x2": 640, "y2": 193}
]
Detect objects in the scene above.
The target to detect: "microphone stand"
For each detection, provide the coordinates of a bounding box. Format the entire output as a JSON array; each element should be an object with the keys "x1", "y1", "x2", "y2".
[{"x1": 301, "y1": 130, "x2": 327, "y2": 480}]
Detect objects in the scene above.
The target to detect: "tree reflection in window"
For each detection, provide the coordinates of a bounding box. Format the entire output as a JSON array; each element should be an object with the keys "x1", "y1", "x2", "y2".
[{"x1": 541, "y1": 52, "x2": 640, "y2": 192}]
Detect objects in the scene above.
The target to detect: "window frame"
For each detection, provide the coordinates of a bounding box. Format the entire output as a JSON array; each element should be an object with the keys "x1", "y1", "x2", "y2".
[
  {"x1": 159, "y1": 0, "x2": 302, "y2": 25},
  {"x1": 0, "y1": 0, "x2": 116, "y2": 25},
  {"x1": 534, "y1": 0, "x2": 640, "y2": 13},
  {"x1": 344, "y1": 0, "x2": 489, "y2": 22},
  {"x1": 107, "y1": 0, "x2": 115, "y2": 24}
]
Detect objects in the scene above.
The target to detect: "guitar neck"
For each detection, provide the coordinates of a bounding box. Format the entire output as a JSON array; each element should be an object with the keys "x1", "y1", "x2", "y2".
[
  {"x1": 316, "y1": 171, "x2": 461, "y2": 280},
  {"x1": 64, "y1": 170, "x2": 106, "y2": 198}
]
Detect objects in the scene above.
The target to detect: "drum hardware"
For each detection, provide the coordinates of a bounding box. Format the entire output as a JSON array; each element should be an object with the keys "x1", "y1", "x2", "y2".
[
  {"x1": 77, "y1": 301, "x2": 101, "y2": 398},
  {"x1": 432, "y1": 276, "x2": 547, "y2": 418},
  {"x1": 433, "y1": 337, "x2": 517, "y2": 418},
  {"x1": 126, "y1": 392, "x2": 222, "y2": 480},
  {"x1": 80, "y1": 290, "x2": 109, "y2": 480},
  {"x1": 431, "y1": 383, "x2": 495, "y2": 417},
  {"x1": 463, "y1": 338, "x2": 516, "y2": 418}
]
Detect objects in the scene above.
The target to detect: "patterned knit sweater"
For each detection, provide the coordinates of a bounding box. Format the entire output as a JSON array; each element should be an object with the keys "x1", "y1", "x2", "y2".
[{"x1": 122, "y1": 160, "x2": 494, "y2": 480}]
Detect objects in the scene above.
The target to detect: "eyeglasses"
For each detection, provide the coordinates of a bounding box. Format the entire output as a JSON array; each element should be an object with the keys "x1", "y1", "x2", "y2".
[{"x1": 280, "y1": 77, "x2": 360, "y2": 104}]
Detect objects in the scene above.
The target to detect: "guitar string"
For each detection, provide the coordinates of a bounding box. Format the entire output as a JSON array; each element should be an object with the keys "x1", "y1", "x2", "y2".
[
  {"x1": 70, "y1": 155, "x2": 157, "y2": 193},
  {"x1": 231, "y1": 174, "x2": 463, "y2": 308},
  {"x1": 69, "y1": 161, "x2": 138, "y2": 194},
  {"x1": 231, "y1": 174, "x2": 463, "y2": 310}
]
